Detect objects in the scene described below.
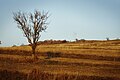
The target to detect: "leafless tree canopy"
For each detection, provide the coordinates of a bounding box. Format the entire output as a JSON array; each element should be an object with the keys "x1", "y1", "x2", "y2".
[
  {"x1": 13, "y1": 10, "x2": 48, "y2": 45},
  {"x1": 13, "y1": 10, "x2": 49, "y2": 60}
]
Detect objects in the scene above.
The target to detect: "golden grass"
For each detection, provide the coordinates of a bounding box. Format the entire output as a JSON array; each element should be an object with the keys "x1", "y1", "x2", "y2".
[{"x1": 0, "y1": 40, "x2": 120, "y2": 80}]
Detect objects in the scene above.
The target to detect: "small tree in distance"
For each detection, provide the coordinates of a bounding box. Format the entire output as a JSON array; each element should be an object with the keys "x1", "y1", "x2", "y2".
[{"x1": 13, "y1": 10, "x2": 49, "y2": 60}]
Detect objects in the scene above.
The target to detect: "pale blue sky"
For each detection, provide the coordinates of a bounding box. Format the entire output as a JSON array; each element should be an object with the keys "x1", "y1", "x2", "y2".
[{"x1": 0, "y1": 0, "x2": 120, "y2": 46}]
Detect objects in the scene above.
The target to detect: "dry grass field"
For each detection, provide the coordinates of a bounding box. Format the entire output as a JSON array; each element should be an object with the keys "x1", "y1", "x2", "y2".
[{"x1": 0, "y1": 40, "x2": 120, "y2": 80}]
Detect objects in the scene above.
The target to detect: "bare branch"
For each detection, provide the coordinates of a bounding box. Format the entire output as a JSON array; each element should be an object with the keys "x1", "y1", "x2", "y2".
[
  {"x1": 13, "y1": 10, "x2": 49, "y2": 60},
  {"x1": 13, "y1": 10, "x2": 49, "y2": 45}
]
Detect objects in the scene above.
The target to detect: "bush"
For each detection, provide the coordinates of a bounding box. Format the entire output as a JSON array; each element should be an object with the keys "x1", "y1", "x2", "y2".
[
  {"x1": 106, "y1": 37, "x2": 109, "y2": 41},
  {"x1": 115, "y1": 38, "x2": 120, "y2": 41},
  {"x1": 80, "y1": 39, "x2": 85, "y2": 42},
  {"x1": 46, "y1": 52, "x2": 61, "y2": 59},
  {"x1": 12, "y1": 45, "x2": 17, "y2": 47}
]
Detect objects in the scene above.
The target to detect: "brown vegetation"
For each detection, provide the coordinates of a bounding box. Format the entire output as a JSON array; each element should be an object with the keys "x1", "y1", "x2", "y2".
[
  {"x1": 37, "y1": 40, "x2": 68, "y2": 45},
  {"x1": 0, "y1": 40, "x2": 120, "y2": 80}
]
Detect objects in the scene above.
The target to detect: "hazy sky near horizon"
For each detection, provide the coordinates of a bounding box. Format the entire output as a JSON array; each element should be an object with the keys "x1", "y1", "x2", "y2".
[{"x1": 0, "y1": 0, "x2": 120, "y2": 46}]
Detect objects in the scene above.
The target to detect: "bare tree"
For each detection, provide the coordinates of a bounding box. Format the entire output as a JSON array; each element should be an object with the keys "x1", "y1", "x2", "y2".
[{"x1": 13, "y1": 10, "x2": 49, "y2": 60}]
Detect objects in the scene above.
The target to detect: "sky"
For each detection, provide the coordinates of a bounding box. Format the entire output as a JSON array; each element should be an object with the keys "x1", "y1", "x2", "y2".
[{"x1": 0, "y1": 0, "x2": 120, "y2": 47}]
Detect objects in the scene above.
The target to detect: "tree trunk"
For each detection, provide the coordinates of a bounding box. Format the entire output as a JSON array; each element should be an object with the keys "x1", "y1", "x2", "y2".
[{"x1": 31, "y1": 44, "x2": 38, "y2": 61}]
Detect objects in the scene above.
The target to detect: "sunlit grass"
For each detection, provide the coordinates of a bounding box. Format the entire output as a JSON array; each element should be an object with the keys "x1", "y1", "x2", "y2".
[{"x1": 0, "y1": 40, "x2": 120, "y2": 79}]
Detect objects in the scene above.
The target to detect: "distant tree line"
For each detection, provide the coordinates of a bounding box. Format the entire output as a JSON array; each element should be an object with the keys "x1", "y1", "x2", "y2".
[{"x1": 37, "y1": 39, "x2": 68, "y2": 45}]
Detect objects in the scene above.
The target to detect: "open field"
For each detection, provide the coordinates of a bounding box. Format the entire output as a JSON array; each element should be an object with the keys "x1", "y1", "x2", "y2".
[{"x1": 0, "y1": 40, "x2": 120, "y2": 80}]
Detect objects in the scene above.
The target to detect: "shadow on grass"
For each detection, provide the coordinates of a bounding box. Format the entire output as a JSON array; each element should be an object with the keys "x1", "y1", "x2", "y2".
[{"x1": 45, "y1": 52, "x2": 61, "y2": 59}]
